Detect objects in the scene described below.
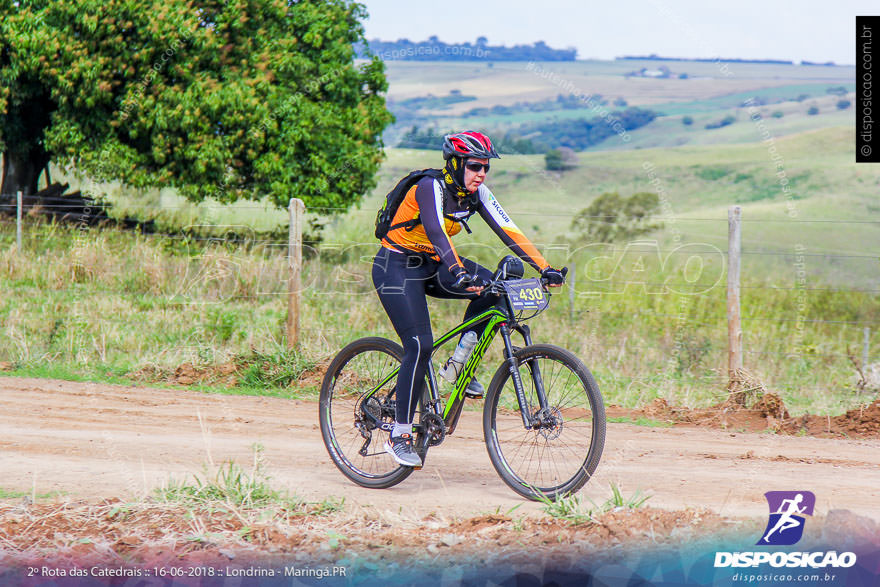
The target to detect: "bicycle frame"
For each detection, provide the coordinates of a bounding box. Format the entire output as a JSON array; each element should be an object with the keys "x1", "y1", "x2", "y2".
[{"x1": 359, "y1": 292, "x2": 547, "y2": 442}]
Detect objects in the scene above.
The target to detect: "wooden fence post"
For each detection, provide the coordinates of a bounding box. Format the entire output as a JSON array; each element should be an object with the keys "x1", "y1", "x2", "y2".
[
  {"x1": 287, "y1": 198, "x2": 305, "y2": 349},
  {"x1": 16, "y1": 191, "x2": 22, "y2": 252},
  {"x1": 727, "y1": 205, "x2": 743, "y2": 390}
]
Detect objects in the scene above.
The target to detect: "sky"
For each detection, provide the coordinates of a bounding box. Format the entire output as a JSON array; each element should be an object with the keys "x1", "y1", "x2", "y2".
[{"x1": 359, "y1": 0, "x2": 874, "y2": 65}]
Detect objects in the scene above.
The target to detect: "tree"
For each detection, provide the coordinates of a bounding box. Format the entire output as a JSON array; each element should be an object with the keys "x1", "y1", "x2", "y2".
[
  {"x1": 0, "y1": 0, "x2": 392, "y2": 212},
  {"x1": 807, "y1": 106, "x2": 820, "y2": 115},
  {"x1": 836, "y1": 99, "x2": 851, "y2": 110},
  {"x1": 571, "y1": 192, "x2": 662, "y2": 243},
  {"x1": 544, "y1": 147, "x2": 576, "y2": 171},
  {"x1": 682, "y1": 115, "x2": 693, "y2": 126}
]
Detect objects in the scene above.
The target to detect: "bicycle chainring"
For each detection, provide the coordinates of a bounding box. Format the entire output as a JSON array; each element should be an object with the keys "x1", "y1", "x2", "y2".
[{"x1": 421, "y1": 412, "x2": 447, "y2": 447}]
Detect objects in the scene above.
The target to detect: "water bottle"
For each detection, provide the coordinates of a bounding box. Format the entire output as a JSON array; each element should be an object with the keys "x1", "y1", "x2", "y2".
[{"x1": 439, "y1": 331, "x2": 478, "y2": 383}]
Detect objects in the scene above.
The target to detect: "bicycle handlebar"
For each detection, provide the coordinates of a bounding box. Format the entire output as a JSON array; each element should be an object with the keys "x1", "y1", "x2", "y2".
[{"x1": 481, "y1": 265, "x2": 568, "y2": 297}]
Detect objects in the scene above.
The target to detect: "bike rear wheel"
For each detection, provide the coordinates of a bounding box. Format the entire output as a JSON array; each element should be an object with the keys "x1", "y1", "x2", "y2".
[
  {"x1": 483, "y1": 344, "x2": 605, "y2": 501},
  {"x1": 319, "y1": 337, "x2": 415, "y2": 489}
]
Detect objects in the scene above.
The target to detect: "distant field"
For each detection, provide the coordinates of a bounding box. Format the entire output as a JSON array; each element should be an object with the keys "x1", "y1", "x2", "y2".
[
  {"x1": 381, "y1": 58, "x2": 856, "y2": 152},
  {"x1": 383, "y1": 60, "x2": 854, "y2": 109}
]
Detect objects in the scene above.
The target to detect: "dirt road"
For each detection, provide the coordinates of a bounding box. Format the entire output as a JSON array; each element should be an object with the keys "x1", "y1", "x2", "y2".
[{"x1": 2, "y1": 376, "x2": 879, "y2": 520}]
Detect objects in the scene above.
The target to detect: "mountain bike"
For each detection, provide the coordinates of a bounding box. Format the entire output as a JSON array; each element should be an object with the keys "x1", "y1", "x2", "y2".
[{"x1": 318, "y1": 257, "x2": 605, "y2": 501}]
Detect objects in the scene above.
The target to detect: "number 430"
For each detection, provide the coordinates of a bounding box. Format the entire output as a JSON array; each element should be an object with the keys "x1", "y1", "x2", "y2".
[{"x1": 518, "y1": 287, "x2": 544, "y2": 301}]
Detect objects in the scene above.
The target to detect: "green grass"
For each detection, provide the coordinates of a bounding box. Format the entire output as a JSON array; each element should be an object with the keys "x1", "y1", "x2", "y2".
[
  {"x1": 155, "y1": 445, "x2": 339, "y2": 515},
  {"x1": 536, "y1": 483, "x2": 652, "y2": 525},
  {"x1": 607, "y1": 416, "x2": 674, "y2": 428},
  {"x1": 0, "y1": 487, "x2": 62, "y2": 501}
]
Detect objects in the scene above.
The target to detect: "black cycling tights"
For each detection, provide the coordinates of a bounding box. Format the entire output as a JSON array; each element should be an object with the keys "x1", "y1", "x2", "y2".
[{"x1": 372, "y1": 247, "x2": 497, "y2": 425}]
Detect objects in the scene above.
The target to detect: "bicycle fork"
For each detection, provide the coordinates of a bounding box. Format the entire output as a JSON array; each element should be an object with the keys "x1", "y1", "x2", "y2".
[{"x1": 500, "y1": 322, "x2": 550, "y2": 430}]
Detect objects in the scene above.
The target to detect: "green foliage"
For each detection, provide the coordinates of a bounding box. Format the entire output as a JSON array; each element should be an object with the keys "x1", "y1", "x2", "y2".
[
  {"x1": 535, "y1": 483, "x2": 651, "y2": 525},
  {"x1": 694, "y1": 165, "x2": 732, "y2": 181},
  {"x1": 570, "y1": 191, "x2": 662, "y2": 243},
  {"x1": 0, "y1": 0, "x2": 392, "y2": 210},
  {"x1": 236, "y1": 348, "x2": 316, "y2": 388},
  {"x1": 704, "y1": 115, "x2": 736, "y2": 129},
  {"x1": 675, "y1": 334, "x2": 713, "y2": 375},
  {"x1": 361, "y1": 37, "x2": 576, "y2": 61},
  {"x1": 397, "y1": 125, "x2": 544, "y2": 154},
  {"x1": 771, "y1": 110, "x2": 784, "y2": 118},
  {"x1": 462, "y1": 93, "x2": 605, "y2": 119},
  {"x1": 682, "y1": 115, "x2": 693, "y2": 126},
  {"x1": 155, "y1": 446, "x2": 304, "y2": 511},
  {"x1": 544, "y1": 147, "x2": 576, "y2": 171},
  {"x1": 836, "y1": 100, "x2": 851, "y2": 110},
  {"x1": 807, "y1": 106, "x2": 820, "y2": 115},
  {"x1": 517, "y1": 107, "x2": 658, "y2": 151}
]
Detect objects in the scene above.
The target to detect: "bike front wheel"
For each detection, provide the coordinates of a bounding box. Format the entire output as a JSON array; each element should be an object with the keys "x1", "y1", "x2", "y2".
[
  {"x1": 483, "y1": 344, "x2": 606, "y2": 501},
  {"x1": 319, "y1": 337, "x2": 415, "y2": 489}
]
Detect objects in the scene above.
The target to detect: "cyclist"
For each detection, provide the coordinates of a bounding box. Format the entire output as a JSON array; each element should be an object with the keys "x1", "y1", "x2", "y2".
[{"x1": 372, "y1": 130, "x2": 566, "y2": 467}]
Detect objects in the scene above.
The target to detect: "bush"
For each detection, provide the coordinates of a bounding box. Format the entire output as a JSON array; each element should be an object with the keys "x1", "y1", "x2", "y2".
[
  {"x1": 704, "y1": 115, "x2": 736, "y2": 130},
  {"x1": 545, "y1": 147, "x2": 577, "y2": 171},
  {"x1": 682, "y1": 115, "x2": 693, "y2": 126},
  {"x1": 570, "y1": 191, "x2": 662, "y2": 243},
  {"x1": 807, "y1": 106, "x2": 820, "y2": 115},
  {"x1": 836, "y1": 99, "x2": 851, "y2": 110},
  {"x1": 771, "y1": 111, "x2": 784, "y2": 118}
]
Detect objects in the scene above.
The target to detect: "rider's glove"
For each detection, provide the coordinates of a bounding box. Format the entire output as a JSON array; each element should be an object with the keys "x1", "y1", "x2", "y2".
[
  {"x1": 452, "y1": 269, "x2": 472, "y2": 289},
  {"x1": 452, "y1": 270, "x2": 488, "y2": 290},
  {"x1": 541, "y1": 266, "x2": 567, "y2": 286}
]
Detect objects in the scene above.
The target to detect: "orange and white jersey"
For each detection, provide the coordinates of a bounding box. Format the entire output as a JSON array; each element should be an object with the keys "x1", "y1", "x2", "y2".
[
  {"x1": 475, "y1": 184, "x2": 549, "y2": 272},
  {"x1": 382, "y1": 176, "x2": 549, "y2": 275}
]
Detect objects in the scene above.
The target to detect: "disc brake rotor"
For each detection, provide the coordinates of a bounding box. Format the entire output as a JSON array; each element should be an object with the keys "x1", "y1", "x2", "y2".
[{"x1": 535, "y1": 407, "x2": 563, "y2": 440}]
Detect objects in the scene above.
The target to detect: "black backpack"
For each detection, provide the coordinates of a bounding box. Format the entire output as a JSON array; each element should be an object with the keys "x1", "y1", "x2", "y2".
[{"x1": 374, "y1": 168, "x2": 443, "y2": 240}]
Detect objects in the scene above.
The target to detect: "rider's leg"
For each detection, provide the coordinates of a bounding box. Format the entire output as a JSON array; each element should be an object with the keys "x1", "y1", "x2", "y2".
[
  {"x1": 426, "y1": 257, "x2": 498, "y2": 398},
  {"x1": 372, "y1": 248, "x2": 435, "y2": 428}
]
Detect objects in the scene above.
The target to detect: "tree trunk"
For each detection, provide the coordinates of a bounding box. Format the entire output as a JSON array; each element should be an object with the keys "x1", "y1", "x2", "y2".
[{"x1": 1, "y1": 148, "x2": 49, "y2": 207}]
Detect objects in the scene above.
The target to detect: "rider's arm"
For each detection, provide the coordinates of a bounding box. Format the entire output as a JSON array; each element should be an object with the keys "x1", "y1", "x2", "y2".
[
  {"x1": 414, "y1": 177, "x2": 466, "y2": 276},
  {"x1": 476, "y1": 185, "x2": 550, "y2": 273}
]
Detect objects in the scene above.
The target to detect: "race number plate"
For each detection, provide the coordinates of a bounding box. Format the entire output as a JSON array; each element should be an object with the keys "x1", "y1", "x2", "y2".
[{"x1": 502, "y1": 278, "x2": 549, "y2": 311}]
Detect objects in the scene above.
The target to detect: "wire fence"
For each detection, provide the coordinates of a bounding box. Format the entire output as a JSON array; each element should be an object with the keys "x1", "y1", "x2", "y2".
[{"x1": 2, "y1": 202, "x2": 878, "y2": 377}]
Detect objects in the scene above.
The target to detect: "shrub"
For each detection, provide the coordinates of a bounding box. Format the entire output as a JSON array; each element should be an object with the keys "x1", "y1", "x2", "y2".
[
  {"x1": 570, "y1": 191, "x2": 662, "y2": 243},
  {"x1": 807, "y1": 106, "x2": 820, "y2": 115},
  {"x1": 705, "y1": 115, "x2": 735, "y2": 130},
  {"x1": 544, "y1": 147, "x2": 577, "y2": 171},
  {"x1": 836, "y1": 99, "x2": 851, "y2": 110},
  {"x1": 682, "y1": 115, "x2": 693, "y2": 126}
]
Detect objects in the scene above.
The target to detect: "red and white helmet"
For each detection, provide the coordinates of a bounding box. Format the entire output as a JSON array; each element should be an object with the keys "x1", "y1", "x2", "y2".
[{"x1": 442, "y1": 130, "x2": 500, "y2": 160}]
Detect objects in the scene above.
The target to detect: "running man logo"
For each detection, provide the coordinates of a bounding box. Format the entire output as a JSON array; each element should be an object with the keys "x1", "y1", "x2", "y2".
[{"x1": 758, "y1": 491, "x2": 816, "y2": 546}]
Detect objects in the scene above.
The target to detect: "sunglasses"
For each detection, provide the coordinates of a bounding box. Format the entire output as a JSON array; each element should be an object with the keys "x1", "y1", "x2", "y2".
[{"x1": 465, "y1": 162, "x2": 491, "y2": 173}]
